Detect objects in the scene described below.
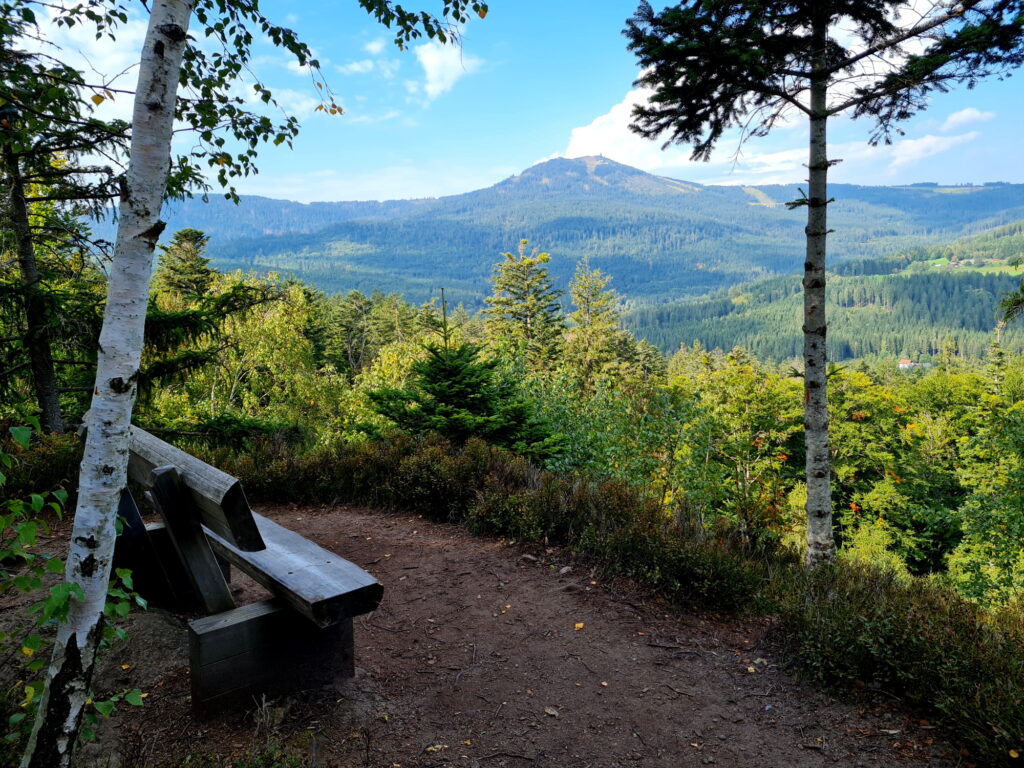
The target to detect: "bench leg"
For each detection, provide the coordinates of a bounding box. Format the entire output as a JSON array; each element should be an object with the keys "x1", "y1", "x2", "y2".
[{"x1": 189, "y1": 599, "x2": 354, "y2": 717}]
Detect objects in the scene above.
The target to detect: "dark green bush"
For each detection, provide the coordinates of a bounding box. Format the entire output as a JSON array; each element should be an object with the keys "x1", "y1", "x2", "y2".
[
  {"x1": 775, "y1": 562, "x2": 1024, "y2": 765},
  {"x1": 2, "y1": 431, "x2": 81, "y2": 499}
]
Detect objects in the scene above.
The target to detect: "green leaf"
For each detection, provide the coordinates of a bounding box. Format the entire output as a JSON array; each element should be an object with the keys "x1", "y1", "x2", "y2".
[
  {"x1": 124, "y1": 689, "x2": 144, "y2": 706},
  {"x1": 115, "y1": 568, "x2": 133, "y2": 589},
  {"x1": 9, "y1": 426, "x2": 31, "y2": 450},
  {"x1": 46, "y1": 557, "x2": 65, "y2": 574},
  {"x1": 93, "y1": 700, "x2": 115, "y2": 717}
]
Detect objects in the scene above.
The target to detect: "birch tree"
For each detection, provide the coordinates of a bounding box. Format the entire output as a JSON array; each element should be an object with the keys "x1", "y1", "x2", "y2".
[
  {"x1": 17, "y1": 1, "x2": 491, "y2": 764},
  {"x1": 625, "y1": 0, "x2": 1024, "y2": 565}
]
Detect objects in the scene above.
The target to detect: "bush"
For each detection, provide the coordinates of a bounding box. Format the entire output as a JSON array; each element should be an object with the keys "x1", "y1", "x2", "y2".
[
  {"x1": 775, "y1": 562, "x2": 1024, "y2": 765},
  {"x1": 203, "y1": 432, "x2": 1024, "y2": 761},
  {"x1": 1, "y1": 430, "x2": 81, "y2": 500}
]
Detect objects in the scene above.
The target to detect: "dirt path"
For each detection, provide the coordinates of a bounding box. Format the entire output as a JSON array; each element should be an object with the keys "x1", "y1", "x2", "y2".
[{"x1": 92, "y1": 505, "x2": 956, "y2": 767}]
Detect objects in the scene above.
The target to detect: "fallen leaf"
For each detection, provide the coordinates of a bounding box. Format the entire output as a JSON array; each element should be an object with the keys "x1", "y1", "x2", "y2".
[
  {"x1": 543, "y1": 706, "x2": 559, "y2": 717},
  {"x1": 574, "y1": 622, "x2": 585, "y2": 631}
]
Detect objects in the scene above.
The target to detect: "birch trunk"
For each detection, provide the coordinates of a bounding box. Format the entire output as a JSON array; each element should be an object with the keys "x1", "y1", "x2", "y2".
[
  {"x1": 803, "y1": 11, "x2": 835, "y2": 566},
  {"x1": 21, "y1": 2, "x2": 193, "y2": 764},
  {"x1": 3, "y1": 144, "x2": 64, "y2": 434}
]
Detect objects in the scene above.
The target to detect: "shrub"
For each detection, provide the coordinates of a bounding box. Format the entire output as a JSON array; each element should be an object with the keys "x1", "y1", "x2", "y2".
[
  {"x1": 774, "y1": 562, "x2": 1024, "y2": 765},
  {"x1": 1, "y1": 430, "x2": 81, "y2": 500}
]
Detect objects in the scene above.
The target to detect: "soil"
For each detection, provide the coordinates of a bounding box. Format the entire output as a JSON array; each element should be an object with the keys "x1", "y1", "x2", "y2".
[{"x1": 9, "y1": 505, "x2": 963, "y2": 768}]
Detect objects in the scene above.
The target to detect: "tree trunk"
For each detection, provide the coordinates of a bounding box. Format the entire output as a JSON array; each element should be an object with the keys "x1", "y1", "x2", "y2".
[
  {"x1": 3, "y1": 144, "x2": 64, "y2": 434},
  {"x1": 803, "y1": 11, "x2": 835, "y2": 567},
  {"x1": 20, "y1": 2, "x2": 193, "y2": 765}
]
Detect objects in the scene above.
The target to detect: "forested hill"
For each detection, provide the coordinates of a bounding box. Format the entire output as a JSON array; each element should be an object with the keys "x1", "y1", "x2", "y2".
[
  {"x1": 625, "y1": 221, "x2": 1024, "y2": 360},
  {"x1": 152, "y1": 156, "x2": 1024, "y2": 305}
]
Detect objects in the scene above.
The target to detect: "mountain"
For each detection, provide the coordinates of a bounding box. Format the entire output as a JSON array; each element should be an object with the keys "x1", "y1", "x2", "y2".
[
  {"x1": 624, "y1": 221, "x2": 1024, "y2": 360},
  {"x1": 151, "y1": 156, "x2": 1024, "y2": 305}
]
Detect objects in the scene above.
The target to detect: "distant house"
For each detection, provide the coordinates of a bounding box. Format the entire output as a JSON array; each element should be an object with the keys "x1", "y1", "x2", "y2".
[{"x1": 898, "y1": 359, "x2": 918, "y2": 370}]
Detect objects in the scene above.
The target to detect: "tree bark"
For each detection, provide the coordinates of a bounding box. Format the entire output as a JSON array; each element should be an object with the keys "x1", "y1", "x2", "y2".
[
  {"x1": 20, "y1": 2, "x2": 193, "y2": 765},
  {"x1": 803, "y1": 10, "x2": 835, "y2": 567},
  {"x1": 3, "y1": 144, "x2": 64, "y2": 434}
]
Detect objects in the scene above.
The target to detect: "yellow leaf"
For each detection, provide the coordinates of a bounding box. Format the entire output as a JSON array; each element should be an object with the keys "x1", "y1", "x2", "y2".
[
  {"x1": 91, "y1": 94, "x2": 104, "y2": 105},
  {"x1": 20, "y1": 646, "x2": 33, "y2": 657},
  {"x1": 1010, "y1": 750, "x2": 1020, "y2": 759},
  {"x1": 574, "y1": 622, "x2": 585, "y2": 631}
]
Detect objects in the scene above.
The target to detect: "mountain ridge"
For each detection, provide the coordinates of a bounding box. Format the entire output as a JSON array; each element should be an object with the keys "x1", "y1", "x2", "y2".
[{"x1": 145, "y1": 156, "x2": 1024, "y2": 305}]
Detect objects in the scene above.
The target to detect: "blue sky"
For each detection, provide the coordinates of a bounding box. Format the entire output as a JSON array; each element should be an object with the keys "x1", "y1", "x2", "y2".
[{"x1": 47, "y1": 1, "x2": 1024, "y2": 202}]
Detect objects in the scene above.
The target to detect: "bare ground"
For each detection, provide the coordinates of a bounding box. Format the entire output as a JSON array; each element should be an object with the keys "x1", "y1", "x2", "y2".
[{"x1": 12, "y1": 504, "x2": 965, "y2": 767}]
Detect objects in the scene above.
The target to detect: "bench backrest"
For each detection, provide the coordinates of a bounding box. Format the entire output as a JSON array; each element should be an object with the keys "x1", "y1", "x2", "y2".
[{"x1": 127, "y1": 426, "x2": 265, "y2": 551}]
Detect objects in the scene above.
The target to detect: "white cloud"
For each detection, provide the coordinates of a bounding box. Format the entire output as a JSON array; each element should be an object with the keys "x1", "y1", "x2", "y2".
[
  {"x1": 377, "y1": 59, "x2": 401, "y2": 79},
  {"x1": 942, "y1": 107, "x2": 996, "y2": 132},
  {"x1": 563, "y1": 88, "x2": 707, "y2": 171},
  {"x1": 364, "y1": 39, "x2": 387, "y2": 55},
  {"x1": 338, "y1": 59, "x2": 375, "y2": 75},
  {"x1": 31, "y1": 8, "x2": 148, "y2": 123},
  {"x1": 888, "y1": 131, "x2": 980, "y2": 167},
  {"x1": 413, "y1": 41, "x2": 482, "y2": 100},
  {"x1": 562, "y1": 89, "x2": 985, "y2": 186},
  {"x1": 347, "y1": 110, "x2": 403, "y2": 125}
]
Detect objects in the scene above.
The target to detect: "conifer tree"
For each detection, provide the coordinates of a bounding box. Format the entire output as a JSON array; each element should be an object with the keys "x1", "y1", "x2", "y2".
[
  {"x1": 625, "y1": 0, "x2": 1024, "y2": 565},
  {"x1": 370, "y1": 297, "x2": 557, "y2": 458},
  {"x1": 563, "y1": 258, "x2": 631, "y2": 388},
  {"x1": 484, "y1": 240, "x2": 565, "y2": 370},
  {"x1": 153, "y1": 228, "x2": 214, "y2": 300}
]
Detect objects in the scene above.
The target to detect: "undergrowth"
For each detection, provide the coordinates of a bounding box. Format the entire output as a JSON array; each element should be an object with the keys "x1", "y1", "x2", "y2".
[
  {"x1": 206, "y1": 432, "x2": 1024, "y2": 765},
  {"x1": 10, "y1": 429, "x2": 1015, "y2": 765}
]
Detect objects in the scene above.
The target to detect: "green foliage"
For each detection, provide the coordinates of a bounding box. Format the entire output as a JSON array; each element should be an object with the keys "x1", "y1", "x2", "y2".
[
  {"x1": 628, "y1": 266, "x2": 1024, "y2": 360},
  {"x1": 484, "y1": 240, "x2": 565, "y2": 369},
  {"x1": 153, "y1": 229, "x2": 215, "y2": 300},
  {"x1": 369, "y1": 337, "x2": 560, "y2": 461},
  {"x1": 775, "y1": 562, "x2": 1024, "y2": 765},
  {"x1": 948, "y1": 401, "x2": 1024, "y2": 605},
  {"x1": 0, "y1": 422, "x2": 72, "y2": 757}
]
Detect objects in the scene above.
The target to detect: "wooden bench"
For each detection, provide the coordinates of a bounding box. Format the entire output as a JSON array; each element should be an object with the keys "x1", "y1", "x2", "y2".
[{"x1": 114, "y1": 426, "x2": 383, "y2": 715}]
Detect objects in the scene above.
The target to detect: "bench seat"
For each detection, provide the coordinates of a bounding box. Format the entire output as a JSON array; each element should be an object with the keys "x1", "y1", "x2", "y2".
[{"x1": 204, "y1": 512, "x2": 384, "y2": 628}]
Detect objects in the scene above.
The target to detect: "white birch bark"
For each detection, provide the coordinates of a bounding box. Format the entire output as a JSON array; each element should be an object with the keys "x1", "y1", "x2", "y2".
[
  {"x1": 21, "y1": 2, "x2": 193, "y2": 764},
  {"x1": 803, "y1": 10, "x2": 835, "y2": 567}
]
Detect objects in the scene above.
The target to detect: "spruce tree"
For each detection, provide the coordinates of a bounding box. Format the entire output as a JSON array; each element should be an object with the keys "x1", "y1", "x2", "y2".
[
  {"x1": 484, "y1": 240, "x2": 565, "y2": 370},
  {"x1": 563, "y1": 258, "x2": 630, "y2": 388},
  {"x1": 370, "y1": 297, "x2": 558, "y2": 458},
  {"x1": 153, "y1": 228, "x2": 214, "y2": 300}
]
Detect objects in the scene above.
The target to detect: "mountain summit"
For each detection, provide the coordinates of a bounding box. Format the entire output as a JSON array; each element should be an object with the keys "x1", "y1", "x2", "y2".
[{"x1": 490, "y1": 156, "x2": 701, "y2": 198}]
